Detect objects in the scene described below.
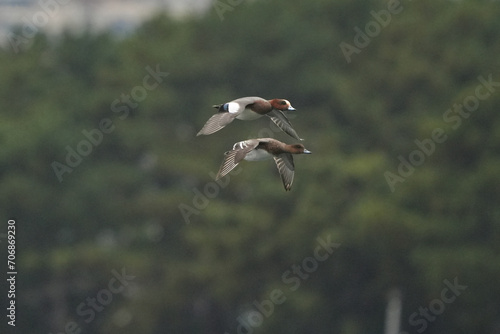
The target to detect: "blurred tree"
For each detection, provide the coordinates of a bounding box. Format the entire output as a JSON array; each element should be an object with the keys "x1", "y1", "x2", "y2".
[{"x1": 0, "y1": 0, "x2": 499, "y2": 333}]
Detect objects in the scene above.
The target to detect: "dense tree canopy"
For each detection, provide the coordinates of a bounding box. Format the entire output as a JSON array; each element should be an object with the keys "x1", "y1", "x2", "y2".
[{"x1": 1, "y1": 0, "x2": 500, "y2": 333}]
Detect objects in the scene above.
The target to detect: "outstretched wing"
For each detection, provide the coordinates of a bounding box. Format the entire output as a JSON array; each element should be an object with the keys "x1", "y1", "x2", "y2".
[
  {"x1": 216, "y1": 140, "x2": 260, "y2": 180},
  {"x1": 273, "y1": 153, "x2": 295, "y2": 191},
  {"x1": 197, "y1": 112, "x2": 236, "y2": 136},
  {"x1": 266, "y1": 110, "x2": 303, "y2": 141}
]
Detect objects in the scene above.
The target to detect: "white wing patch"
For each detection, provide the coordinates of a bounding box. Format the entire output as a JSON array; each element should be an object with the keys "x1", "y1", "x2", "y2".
[
  {"x1": 233, "y1": 140, "x2": 254, "y2": 150},
  {"x1": 227, "y1": 102, "x2": 241, "y2": 114}
]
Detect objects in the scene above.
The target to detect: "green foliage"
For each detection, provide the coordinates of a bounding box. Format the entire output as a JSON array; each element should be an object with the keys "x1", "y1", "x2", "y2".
[{"x1": 1, "y1": 0, "x2": 500, "y2": 333}]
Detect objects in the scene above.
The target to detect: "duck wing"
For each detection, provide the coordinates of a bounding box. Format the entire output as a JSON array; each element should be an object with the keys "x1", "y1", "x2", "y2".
[
  {"x1": 216, "y1": 139, "x2": 260, "y2": 180},
  {"x1": 197, "y1": 112, "x2": 236, "y2": 136},
  {"x1": 273, "y1": 153, "x2": 295, "y2": 191},
  {"x1": 266, "y1": 110, "x2": 303, "y2": 141}
]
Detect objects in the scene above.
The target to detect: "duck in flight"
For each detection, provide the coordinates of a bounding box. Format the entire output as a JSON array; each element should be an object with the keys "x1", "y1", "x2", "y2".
[
  {"x1": 216, "y1": 138, "x2": 311, "y2": 191},
  {"x1": 197, "y1": 96, "x2": 303, "y2": 141}
]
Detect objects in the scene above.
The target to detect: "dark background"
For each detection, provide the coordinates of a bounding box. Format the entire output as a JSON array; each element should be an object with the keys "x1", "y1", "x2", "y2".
[{"x1": 1, "y1": 0, "x2": 500, "y2": 333}]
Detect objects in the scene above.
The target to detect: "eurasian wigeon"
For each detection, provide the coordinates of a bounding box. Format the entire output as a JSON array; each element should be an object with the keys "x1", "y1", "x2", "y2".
[
  {"x1": 197, "y1": 96, "x2": 303, "y2": 140},
  {"x1": 216, "y1": 138, "x2": 311, "y2": 191}
]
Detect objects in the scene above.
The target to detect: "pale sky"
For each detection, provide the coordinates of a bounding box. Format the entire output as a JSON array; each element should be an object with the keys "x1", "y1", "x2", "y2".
[{"x1": 0, "y1": 0, "x2": 212, "y2": 47}]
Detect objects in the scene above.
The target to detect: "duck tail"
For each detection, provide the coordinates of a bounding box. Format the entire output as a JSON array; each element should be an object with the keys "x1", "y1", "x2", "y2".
[{"x1": 212, "y1": 103, "x2": 229, "y2": 112}]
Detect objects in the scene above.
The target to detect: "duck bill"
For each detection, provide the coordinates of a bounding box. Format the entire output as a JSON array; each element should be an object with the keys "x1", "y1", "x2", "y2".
[
  {"x1": 287, "y1": 106, "x2": 296, "y2": 111},
  {"x1": 303, "y1": 149, "x2": 312, "y2": 154}
]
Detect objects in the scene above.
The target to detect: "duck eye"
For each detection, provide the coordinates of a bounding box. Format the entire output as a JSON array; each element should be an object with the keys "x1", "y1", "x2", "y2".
[{"x1": 280, "y1": 101, "x2": 286, "y2": 105}]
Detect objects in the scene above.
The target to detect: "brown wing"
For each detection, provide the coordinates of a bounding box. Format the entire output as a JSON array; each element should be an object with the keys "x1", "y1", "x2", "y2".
[
  {"x1": 197, "y1": 112, "x2": 236, "y2": 136},
  {"x1": 273, "y1": 153, "x2": 295, "y2": 191},
  {"x1": 266, "y1": 110, "x2": 303, "y2": 141},
  {"x1": 216, "y1": 140, "x2": 260, "y2": 180}
]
